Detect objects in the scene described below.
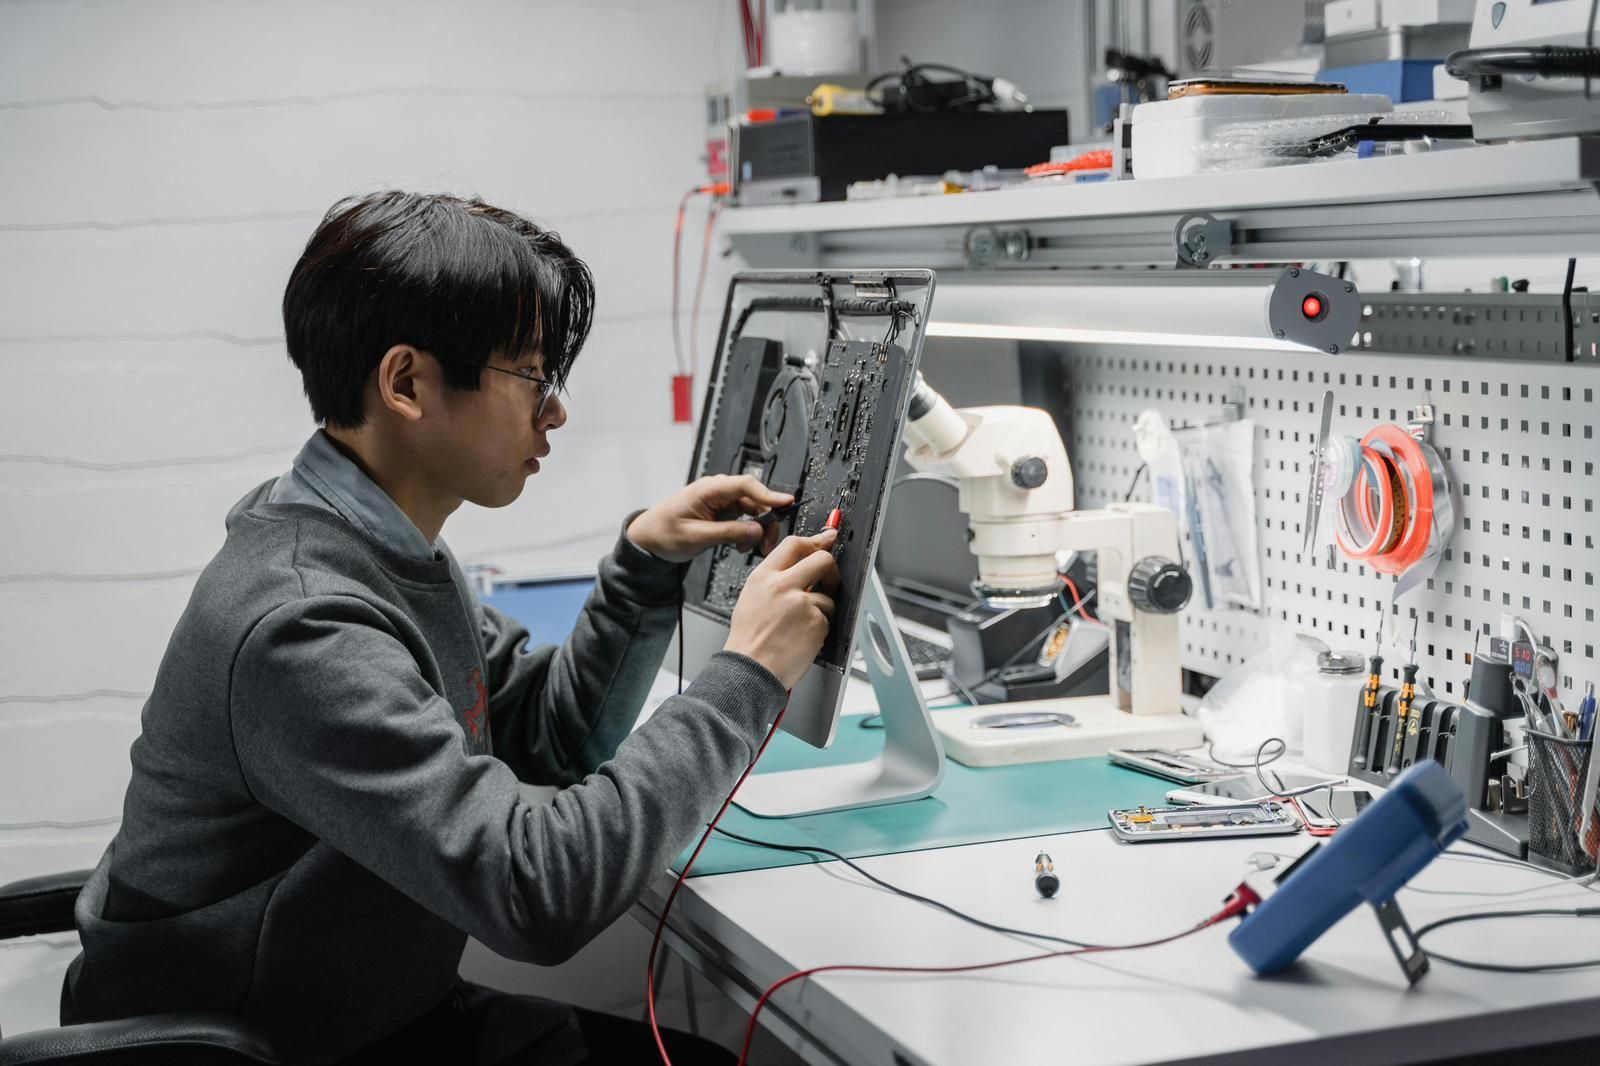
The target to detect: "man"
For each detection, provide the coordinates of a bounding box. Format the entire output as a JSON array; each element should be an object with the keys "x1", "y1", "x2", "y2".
[{"x1": 61, "y1": 191, "x2": 839, "y2": 1064}]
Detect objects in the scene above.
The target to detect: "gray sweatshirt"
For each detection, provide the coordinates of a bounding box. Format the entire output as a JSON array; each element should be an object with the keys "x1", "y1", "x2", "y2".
[{"x1": 61, "y1": 450, "x2": 786, "y2": 1063}]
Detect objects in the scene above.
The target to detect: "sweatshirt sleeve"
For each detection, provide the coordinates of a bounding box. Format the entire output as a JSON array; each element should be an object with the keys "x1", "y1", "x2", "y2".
[
  {"x1": 229, "y1": 594, "x2": 787, "y2": 966},
  {"x1": 477, "y1": 516, "x2": 687, "y2": 785}
]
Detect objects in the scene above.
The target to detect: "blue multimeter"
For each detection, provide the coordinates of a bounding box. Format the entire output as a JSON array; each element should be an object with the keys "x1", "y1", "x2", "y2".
[{"x1": 1229, "y1": 761, "x2": 1468, "y2": 982}]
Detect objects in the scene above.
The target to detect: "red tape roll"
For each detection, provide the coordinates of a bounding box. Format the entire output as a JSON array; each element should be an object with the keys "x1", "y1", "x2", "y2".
[{"x1": 1335, "y1": 424, "x2": 1436, "y2": 576}]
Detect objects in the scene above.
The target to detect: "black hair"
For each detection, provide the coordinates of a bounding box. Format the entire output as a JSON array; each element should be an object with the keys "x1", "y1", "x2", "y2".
[{"x1": 282, "y1": 191, "x2": 595, "y2": 428}]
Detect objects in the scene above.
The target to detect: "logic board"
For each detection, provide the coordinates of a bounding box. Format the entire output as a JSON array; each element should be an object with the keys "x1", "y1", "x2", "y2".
[{"x1": 684, "y1": 331, "x2": 915, "y2": 672}]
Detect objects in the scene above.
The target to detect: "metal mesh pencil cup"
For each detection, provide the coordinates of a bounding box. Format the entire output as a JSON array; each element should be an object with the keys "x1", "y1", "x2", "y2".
[{"x1": 1524, "y1": 732, "x2": 1597, "y2": 876}]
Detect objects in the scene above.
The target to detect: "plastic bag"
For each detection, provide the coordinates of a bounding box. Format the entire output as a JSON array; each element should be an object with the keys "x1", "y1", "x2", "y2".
[
  {"x1": 1198, "y1": 629, "x2": 1327, "y2": 762},
  {"x1": 1194, "y1": 109, "x2": 1461, "y2": 172},
  {"x1": 1179, "y1": 418, "x2": 1262, "y2": 610}
]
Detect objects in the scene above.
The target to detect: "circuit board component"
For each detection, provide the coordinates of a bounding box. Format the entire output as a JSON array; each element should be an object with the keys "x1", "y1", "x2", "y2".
[{"x1": 685, "y1": 331, "x2": 913, "y2": 671}]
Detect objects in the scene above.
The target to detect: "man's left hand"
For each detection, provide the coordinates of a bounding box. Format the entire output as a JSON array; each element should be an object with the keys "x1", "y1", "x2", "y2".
[{"x1": 627, "y1": 475, "x2": 794, "y2": 564}]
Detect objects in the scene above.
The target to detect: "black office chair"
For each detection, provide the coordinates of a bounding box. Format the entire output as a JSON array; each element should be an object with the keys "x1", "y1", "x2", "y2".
[{"x1": 0, "y1": 871, "x2": 279, "y2": 1065}]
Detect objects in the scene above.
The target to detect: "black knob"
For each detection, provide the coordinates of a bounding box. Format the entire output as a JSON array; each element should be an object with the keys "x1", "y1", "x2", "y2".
[
  {"x1": 1010, "y1": 456, "x2": 1048, "y2": 489},
  {"x1": 1128, "y1": 557, "x2": 1192, "y2": 614}
]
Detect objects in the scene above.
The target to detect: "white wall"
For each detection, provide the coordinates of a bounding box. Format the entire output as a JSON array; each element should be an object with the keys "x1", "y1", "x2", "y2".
[{"x1": 0, "y1": 0, "x2": 771, "y2": 1043}]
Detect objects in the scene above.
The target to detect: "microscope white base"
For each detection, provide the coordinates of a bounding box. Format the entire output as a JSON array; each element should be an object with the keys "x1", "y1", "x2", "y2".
[{"x1": 934, "y1": 697, "x2": 1204, "y2": 768}]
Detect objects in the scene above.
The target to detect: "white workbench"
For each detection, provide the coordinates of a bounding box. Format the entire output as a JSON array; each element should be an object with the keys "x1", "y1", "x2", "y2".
[{"x1": 634, "y1": 709, "x2": 1600, "y2": 1066}]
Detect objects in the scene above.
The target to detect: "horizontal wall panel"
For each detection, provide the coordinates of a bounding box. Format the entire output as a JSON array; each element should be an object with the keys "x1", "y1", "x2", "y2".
[
  {"x1": 0, "y1": 99, "x2": 702, "y2": 229},
  {"x1": 0, "y1": 0, "x2": 723, "y2": 109},
  {"x1": 0, "y1": 208, "x2": 697, "y2": 341},
  {"x1": 0, "y1": 582, "x2": 192, "y2": 695}
]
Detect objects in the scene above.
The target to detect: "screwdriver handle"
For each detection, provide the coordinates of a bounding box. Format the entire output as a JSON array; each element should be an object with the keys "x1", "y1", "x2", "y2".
[{"x1": 1386, "y1": 663, "x2": 1419, "y2": 776}]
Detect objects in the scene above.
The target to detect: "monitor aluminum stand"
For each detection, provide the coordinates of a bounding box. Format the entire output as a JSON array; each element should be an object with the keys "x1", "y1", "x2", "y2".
[{"x1": 733, "y1": 572, "x2": 946, "y2": 818}]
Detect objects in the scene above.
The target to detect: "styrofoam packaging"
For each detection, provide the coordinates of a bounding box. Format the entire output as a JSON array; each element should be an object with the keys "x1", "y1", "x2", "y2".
[
  {"x1": 1131, "y1": 93, "x2": 1394, "y2": 179},
  {"x1": 1381, "y1": 0, "x2": 1474, "y2": 27},
  {"x1": 1327, "y1": 0, "x2": 1380, "y2": 36}
]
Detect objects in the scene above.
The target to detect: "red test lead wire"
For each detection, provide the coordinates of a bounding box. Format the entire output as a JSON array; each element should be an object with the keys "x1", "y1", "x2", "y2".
[
  {"x1": 733, "y1": 883, "x2": 1264, "y2": 1066},
  {"x1": 647, "y1": 696, "x2": 791, "y2": 1066}
]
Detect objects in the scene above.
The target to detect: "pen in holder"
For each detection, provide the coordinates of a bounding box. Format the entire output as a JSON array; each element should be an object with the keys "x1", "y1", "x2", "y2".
[{"x1": 1524, "y1": 732, "x2": 1597, "y2": 876}]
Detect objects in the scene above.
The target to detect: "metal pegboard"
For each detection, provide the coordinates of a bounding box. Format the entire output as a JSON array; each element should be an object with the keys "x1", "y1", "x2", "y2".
[
  {"x1": 1055, "y1": 347, "x2": 1598, "y2": 706},
  {"x1": 1352, "y1": 291, "x2": 1600, "y2": 366}
]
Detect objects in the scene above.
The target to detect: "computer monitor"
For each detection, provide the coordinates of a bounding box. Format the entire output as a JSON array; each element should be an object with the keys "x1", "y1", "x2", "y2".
[{"x1": 676, "y1": 270, "x2": 943, "y2": 816}]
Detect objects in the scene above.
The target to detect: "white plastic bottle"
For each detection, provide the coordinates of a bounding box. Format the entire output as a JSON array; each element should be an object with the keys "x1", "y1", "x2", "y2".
[{"x1": 1300, "y1": 651, "x2": 1369, "y2": 774}]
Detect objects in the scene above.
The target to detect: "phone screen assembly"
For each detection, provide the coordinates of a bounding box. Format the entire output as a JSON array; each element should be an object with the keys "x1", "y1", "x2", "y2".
[
  {"x1": 1108, "y1": 802, "x2": 1301, "y2": 843},
  {"x1": 1165, "y1": 772, "x2": 1342, "y2": 807},
  {"x1": 1107, "y1": 747, "x2": 1243, "y2": 785}
]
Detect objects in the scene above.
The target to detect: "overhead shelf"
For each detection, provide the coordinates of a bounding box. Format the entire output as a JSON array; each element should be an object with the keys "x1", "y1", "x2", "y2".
[{"x1": 720, "y1": 136, "x2": 1600, "y2": 270}]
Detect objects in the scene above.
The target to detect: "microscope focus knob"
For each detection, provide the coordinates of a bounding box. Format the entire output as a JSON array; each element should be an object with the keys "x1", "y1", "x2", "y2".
[
  {"x1": 1128, "y1": 557, "x2": 1192, "y2": 614},
  {"x1": 1010, "y1": 456, "x2": 1048, "y2": 489}
]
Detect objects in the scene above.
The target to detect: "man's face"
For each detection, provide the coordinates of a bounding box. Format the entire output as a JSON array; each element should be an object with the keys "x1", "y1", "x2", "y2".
[{"x1": 429, "y1": 349, "x2": 568, "y2": 509}]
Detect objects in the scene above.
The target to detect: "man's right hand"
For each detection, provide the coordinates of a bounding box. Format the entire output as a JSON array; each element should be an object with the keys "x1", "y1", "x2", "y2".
[{"x1": 724, "y1": 528, "x2": 841, "y2": 690}]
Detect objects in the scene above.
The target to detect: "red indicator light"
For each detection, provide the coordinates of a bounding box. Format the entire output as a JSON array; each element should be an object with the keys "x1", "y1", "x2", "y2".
[{"x1": 1301, "y1": 295, "x2": 1324, "y2": 320}]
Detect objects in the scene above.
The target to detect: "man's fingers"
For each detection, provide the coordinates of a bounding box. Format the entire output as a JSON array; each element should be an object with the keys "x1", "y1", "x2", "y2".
[
  {"x1": 759, "y1": 530, "x2": 832, "y2": 570},
  {"x1": 784, "y1": 541, "x2": 841, "y2": 592},
  {"x1": 735, "y1": 495, "x2": 779, "y2": 517},
  {"x1": 734, "y1": 474, "x2": 794, "y2": 508},
  {"x1": 702, "y1": 474, "x2": 793, "y2": 510},
  {"x1": 759, "y1": 522, "x2": 782, "y2": 556},
  {"x1": 806, "y1": 591, "x2": 835, "y2": 620},
  {"x1": 684, "y1": 518, "x2": 763, "y2": 549}
]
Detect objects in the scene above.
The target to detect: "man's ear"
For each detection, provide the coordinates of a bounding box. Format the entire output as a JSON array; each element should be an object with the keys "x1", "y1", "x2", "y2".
[{"x1": 376, "y1": 345, "x2": 427, "y2": 423}]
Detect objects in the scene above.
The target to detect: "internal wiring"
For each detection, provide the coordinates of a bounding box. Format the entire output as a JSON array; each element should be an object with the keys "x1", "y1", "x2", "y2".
[
  {"x1": 857, "y1": 584, "x2": 1097, "y2": 726},
  {"x1": 687, "y1": 199, "x2": 724, "y2": 384},
  {"x1": 672, "y1": 185, "x2": 726, "y2": 385},
  {"x1": 1060, "y1": 575, "x2": 1097, "y2": 626},
  {"x1": 973, "y1": 585, "x2": 1097, "y2": 690},
  {"x1": 670, "y1": 188, "x2": 698, "y2": 377}
]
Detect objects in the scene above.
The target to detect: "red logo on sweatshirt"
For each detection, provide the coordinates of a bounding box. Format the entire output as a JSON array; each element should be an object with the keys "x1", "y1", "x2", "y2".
[{"x1": 463, "y1": 668, "x2": 488, "y2": 742}]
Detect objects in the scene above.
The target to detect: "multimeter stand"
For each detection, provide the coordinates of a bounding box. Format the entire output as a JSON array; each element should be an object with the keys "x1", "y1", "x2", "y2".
[{"x1": 1372, "y1": 896, "x2": 1430, "y2": 985}]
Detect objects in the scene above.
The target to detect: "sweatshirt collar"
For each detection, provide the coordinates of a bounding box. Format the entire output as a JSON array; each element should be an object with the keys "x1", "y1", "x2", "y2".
[{"x1": 268, "y1": 430, "x2": 440, "y2": 562}]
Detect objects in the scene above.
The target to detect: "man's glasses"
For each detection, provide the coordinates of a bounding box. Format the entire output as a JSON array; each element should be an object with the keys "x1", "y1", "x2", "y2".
[{"x1": 435, "y1": 355, "x2": 562, "y2": 419}]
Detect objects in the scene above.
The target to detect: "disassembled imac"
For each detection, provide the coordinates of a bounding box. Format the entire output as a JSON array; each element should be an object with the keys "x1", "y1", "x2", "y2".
[{"x1": 677, "y1": 270, "x2": 946, "y2": 817}]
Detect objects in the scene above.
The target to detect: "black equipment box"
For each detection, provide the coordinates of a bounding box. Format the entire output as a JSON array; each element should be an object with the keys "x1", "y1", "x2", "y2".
[{"x1": 732, "y1": 110, "x2": 1070, "y2": 205}]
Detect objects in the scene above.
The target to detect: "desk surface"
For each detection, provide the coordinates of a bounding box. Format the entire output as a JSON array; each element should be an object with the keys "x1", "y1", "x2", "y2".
[{"x1": 638, "y1": 716, "x2": 1600, "y2": 1065}]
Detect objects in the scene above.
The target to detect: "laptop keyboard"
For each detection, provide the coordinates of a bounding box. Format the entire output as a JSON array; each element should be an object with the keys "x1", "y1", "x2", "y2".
[{"x1": 899, "y1": 629, "x2": 952, "y2": 676}]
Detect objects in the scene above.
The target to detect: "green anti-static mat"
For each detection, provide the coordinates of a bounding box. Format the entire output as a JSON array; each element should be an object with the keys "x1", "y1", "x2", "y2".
[{"x1": 673, "y1": 710, "x2": 1174, "y2": 877}]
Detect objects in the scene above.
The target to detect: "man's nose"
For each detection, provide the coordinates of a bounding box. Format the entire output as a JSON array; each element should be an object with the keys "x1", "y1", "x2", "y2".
[{"x1": 538, "y1": 391, "x2": 567, "y2": 431}]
